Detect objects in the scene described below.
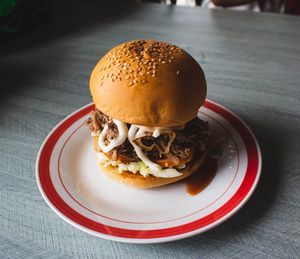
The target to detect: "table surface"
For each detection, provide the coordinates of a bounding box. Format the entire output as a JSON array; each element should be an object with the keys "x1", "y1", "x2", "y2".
[{"x1": 1, "y1": 0, "x2": 300, "y2": 258}]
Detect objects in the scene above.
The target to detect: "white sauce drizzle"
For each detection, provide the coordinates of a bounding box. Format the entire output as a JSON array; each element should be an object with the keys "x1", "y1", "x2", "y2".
[
  {"x1": 96, "y1": 119, "x2": 186, "y2": 178},
  {"x1": 98, "y1": 119, "x2": 128, "y2": 153},
  {"x1": 152, "y1": 128, "x2": 161, "y2": 138},
  {"x1": 135, "y1": 127, "x2": 147, "y2": 139},
  {"x1": 133, "y1": 125, "x2": 185, "y2": 139},
  {"x1": 128, "y1": 125, "x2": 182, "y2": 178}
]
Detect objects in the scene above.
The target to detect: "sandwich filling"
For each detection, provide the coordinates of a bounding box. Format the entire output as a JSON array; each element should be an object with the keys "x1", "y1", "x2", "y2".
[{"x1": 85, "y1": 109, "x2": 212, "y2": 178}]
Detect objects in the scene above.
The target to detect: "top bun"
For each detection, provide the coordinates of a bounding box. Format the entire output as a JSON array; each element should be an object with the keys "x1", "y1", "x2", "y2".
[{"x1": 90, "y1": 40, "x2": 206, "y2": 126}]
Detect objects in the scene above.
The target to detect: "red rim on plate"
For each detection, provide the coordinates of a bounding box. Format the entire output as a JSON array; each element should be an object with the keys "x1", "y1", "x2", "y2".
[{"x1": 36, "y1": 100, "x2": 261, "y2": 243}]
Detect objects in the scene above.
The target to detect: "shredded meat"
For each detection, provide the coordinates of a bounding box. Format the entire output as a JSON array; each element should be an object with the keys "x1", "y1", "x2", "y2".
[
  {"x1": 84, "y1": 109, "x2": 113, "y2": 133},
  {"x1": 106, "y1": 125, "x2": 118, "y2": 141},
  {"x1": 85, "y1": 109, "x2": 220, "y2": 167}
]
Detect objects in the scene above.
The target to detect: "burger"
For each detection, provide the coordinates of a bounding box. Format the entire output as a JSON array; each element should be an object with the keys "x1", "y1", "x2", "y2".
[{"x1": 85, "y1": 39, "x2": 210, "y2": 189}]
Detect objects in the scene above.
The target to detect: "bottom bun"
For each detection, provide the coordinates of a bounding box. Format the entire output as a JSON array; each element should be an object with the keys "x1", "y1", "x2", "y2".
[{"x1": 98, "y1": 150, "x2": 207, "y2": 189}]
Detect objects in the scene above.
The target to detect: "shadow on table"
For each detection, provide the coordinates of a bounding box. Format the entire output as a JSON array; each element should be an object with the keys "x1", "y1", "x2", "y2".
[
  {"x1": 0, "y1": 0, "x2": 141, "y2": 55},
  {"x1": 0, "y1": 0, "x2": 142, "y2": 103}
]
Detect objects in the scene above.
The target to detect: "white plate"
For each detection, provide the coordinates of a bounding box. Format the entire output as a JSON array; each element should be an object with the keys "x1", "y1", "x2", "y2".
[{"x1": 36, "y1": 100, "x2": 261, "y2": 243}]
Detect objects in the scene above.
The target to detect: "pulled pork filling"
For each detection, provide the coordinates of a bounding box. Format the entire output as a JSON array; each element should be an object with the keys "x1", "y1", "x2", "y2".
[{"x1": 85, "y1": 109, "x2": 217, "y2": 169}]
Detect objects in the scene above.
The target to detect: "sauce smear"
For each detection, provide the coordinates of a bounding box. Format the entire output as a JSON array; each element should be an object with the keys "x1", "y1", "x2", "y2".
[{"x1": 186, "y1": 157, "x2": 218, "y2": 195}]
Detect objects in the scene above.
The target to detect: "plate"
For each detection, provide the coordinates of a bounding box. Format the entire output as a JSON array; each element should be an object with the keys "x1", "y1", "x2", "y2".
[{"x1": 36, "y1": 100, "x2": 261, "y2": 243}]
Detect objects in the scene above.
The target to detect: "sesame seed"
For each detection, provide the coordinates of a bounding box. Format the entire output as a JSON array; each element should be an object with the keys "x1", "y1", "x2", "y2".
[
  {"x1": 104, "y1": 40, "x2": 184, "y2": 85},
  {"x1": 176, "y1": 70, "x2": 180, "y2": 75},
  {"x1": 128, "y1": 82, "x2": 133, "y2": 86}
]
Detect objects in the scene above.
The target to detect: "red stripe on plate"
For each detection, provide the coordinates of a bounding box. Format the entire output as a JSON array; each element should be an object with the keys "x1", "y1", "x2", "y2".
[{"x1": 38, "y1": 100, "x2": 260, "y2": 239}]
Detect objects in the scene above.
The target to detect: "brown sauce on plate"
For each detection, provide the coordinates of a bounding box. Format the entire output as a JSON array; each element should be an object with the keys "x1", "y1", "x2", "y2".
[{"x1": 185, "y1": 157, "x2": 218, "y2": 196}]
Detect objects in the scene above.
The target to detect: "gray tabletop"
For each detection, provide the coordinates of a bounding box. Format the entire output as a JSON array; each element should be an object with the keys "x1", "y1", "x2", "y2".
[{"x1": 1, "y1": 0, "x2": 300, "y2": 258}]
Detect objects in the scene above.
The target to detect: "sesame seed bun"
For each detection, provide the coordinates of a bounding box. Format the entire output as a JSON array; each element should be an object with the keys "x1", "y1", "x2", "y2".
[
  {"x1": 90, "y1": 39, "x2": 206, "y2": 126},
  {"x1": 99, "y1": 148, "x2": 207, "y2": 189}
]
